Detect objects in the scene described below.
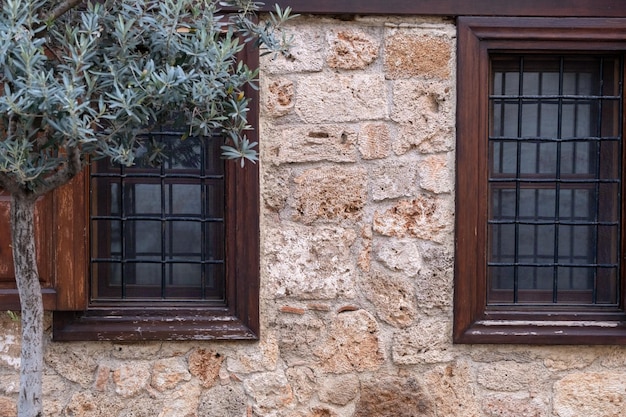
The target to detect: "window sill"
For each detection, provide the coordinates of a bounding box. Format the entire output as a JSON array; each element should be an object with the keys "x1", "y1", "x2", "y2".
[
  {"x1": 455, "y1": 319, "x2": 626, "y2": 344},
  {"x1": 52, "y1": 307, "x2": 259, "y2": 341}
]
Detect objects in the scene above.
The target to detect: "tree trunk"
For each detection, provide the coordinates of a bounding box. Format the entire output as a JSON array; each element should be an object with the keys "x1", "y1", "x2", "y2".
[{"x1": 11, "y1": 193, "x2": 44, "y2": 417}]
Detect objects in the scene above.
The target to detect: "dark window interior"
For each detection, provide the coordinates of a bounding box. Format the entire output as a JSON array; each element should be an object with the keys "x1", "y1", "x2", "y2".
[
  {"x1": 90, "y1": 133, "x2": 227, "y2": 302},
  {"x1": 487, "y1": 55, "x2": 623, "y2": 306}
]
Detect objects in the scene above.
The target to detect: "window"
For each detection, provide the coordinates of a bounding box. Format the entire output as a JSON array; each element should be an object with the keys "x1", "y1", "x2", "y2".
[
  {"x1": 455, "y1": 17, "x2": 626, "y2": 344},
  {"x1": 50, "y1": 45, "x2": 261, "y2": 341}
]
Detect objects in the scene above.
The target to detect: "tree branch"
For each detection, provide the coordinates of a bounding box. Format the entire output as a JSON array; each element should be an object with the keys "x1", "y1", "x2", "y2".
[
  {"x1": 33, "y1": 146, "x2": 83, "y2": 196},
  {"x1": 45, "y1": 0, "x2": 84, "y2": 23}
]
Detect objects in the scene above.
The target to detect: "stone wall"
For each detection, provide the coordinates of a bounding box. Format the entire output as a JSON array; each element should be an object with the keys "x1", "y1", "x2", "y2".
[{"x1": 2, "y1": 14, "x2": 626, "y2": 417}]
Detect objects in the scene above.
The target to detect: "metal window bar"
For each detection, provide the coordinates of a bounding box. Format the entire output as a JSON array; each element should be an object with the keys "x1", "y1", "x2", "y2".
[
  {"x1": 487, "y1": 55, "x2": 623, "y2": 306},
  {"x1": 90, "y1": 132, "x2": 226, "y2": 301}
]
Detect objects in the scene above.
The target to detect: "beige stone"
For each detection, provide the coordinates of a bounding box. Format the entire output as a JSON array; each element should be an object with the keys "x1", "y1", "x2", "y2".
[
  {"x1": 357, "y1": 123, "x2": 391, "y2": 160},
  {"x1": 481, "y1": 394, "x2": 549, "y2": 417},
  {"x1": 477, "y1": 361, "x2": 546, "y2": 392},
  {"x1": 318, "y1": 374, "x2": 359, "y2": 406},
  {"x1": 0, "y1": 317, "x2": 20, "y2": 371},
  {"x1": 391, "y1": 79, "x2": 454, "y2": 156},
  {"x1": 93, "y1": 365, "x2": 111, "y2": 392},
  {"x1": 542, "y1": 347, "x2": 599, "y2": 371},
  {"x1": 151, "y1": 356, "x2": 192, "y2": 392},
  {"x1": 373, "y1": 195, "x2": 454, "y2": 244},
  {"x1": 44, "y1": 343, "x2": 98, "y2": 388},
  {"x1": 415, "y1": 244, "x2": 453, "y2": 309},
  {"x1": 327, "y1": 29, "x2": 379, "y2": 70},
  {"x1": 392, "y1": 316, "x2": 454, "y2": 364},
  {"x1": 264, "y1": 124, "x2": 357, "y2": 165},
  {"x1": 354, "y1": 375, "x2": 433, "y2": 417},
  {"x1": 276, "y1": 314, "x2": 325, "y2": 367},
  {"x1": 0, "y1": 396, "x2": 16, "y2": 417},
  {"x1": 384, "y1": 31, "x2": 453, "y2": 80},
  {"x1": 295, "y1": 73, "x2": 388, "y2": 123},
  {"x1": 187, "y1": 349, "x2": 223, "y2": 388},
  {"x1": 373, "y1": 237, "x2": 423, "y2": 276},
  {"x1": 293, "y1": 166, "x2": 366, "y2": 224},
  {"x1": 243, "y1": 371, "x2": 294, "y2": 414},
  {"x1": 157, "y1": 381, "x2": 202, "y2": 417},
  {"x1": 261, "y1": 164, "x2": 290, "y2": 212},
  {"x1": 198, "y1": 384, "x2": 247, "y2": 417},
  {"x1": 265, "y1": 223, "x2": 358, "y2": 300},
  {"x1": 112, "y1": 361, "x2": 151, "y2": 398},
  {"x1": 260, "y1": 20, "x2": 325, "y2": 74},
  {"x1": 361, "y1": 266, "x2": 417, "y2": 328},
  {"x1": 424, "y1": 362, "x2": 481, "y2": 417},
  {"x1": 285, "y1": 366, "x2": 317, "y2": 404},
  {"x1": 315, "y1": 310, "x2": 385, "y2": 373},
  {"x1": 554, "y1": 372, "x2": 626, "y2": 417},
  {"x1": 419, "y1": 153, "x2": 453, "y2": 194},
  {"x1": 370, "y1": 159, "x2": 418, "y2": 201},
  {"x1": 226, "y1": 333, "x2": 280, "y2": 374},
  {"x1": 263, "y1": 78, "x2": 295, "y2": 117}
]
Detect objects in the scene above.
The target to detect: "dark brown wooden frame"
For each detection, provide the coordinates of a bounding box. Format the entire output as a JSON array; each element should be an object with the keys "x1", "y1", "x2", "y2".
[
  {"x1": 453, "y1": 17, "x2": 626, "y2": 344},
  {"x1": 52, "y1": 44, "x2": 261, "y2": 341},
  {"x1": 455, "y1": 17, "x2": 626, "y2": 344},
  {"x1": 258, "y1": 0, "x2": 626, "y2": 17}
]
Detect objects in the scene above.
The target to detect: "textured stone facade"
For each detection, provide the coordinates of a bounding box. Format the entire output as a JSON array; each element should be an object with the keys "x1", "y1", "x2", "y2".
[{"x1": 2, "y1": 14, "x2": 626, "y2": 417}]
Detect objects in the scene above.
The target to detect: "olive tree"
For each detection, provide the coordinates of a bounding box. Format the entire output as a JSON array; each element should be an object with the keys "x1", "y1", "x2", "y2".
[{"x1": 0, "y1": 0, "x2": 292, "y2": 415}]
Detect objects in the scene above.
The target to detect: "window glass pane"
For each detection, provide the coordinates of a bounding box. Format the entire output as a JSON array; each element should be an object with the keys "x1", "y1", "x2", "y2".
[
  {"x1": 487, "y1": 54, "x2": 622, "y2": 306},
  {"x1": 90, "y1": 134, "x2": 226, "y2": 301}
]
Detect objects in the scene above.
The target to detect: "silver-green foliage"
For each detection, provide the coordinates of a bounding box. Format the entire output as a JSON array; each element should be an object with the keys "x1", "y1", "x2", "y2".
[{"x1": 0, "y1": 0, "x2": 293, "y2": 192}]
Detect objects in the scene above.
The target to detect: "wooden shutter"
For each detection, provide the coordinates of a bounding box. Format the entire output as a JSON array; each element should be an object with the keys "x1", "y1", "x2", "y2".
[{"x1": 0, "y1": 170, "x2": 88, "y2": 311}]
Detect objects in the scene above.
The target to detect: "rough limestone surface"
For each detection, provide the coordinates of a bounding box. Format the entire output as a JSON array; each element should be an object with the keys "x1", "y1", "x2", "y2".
[
  {"x1": 4, "y1": 15, "x2": 626, "y2": 417},
  {"x1": 354, "y1": 375, "x2": 434, "y2": 417},
  {"x1": 327, "y1": 29, "x2": 380, "y2": 70},
  {"x1": 554, "y1": 372, "x2": 626, "y2": 417}
]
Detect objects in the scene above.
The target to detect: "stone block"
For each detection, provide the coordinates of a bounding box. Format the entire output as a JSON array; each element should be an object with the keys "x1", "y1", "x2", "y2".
[
  {"x1": 370, "y1": 159, "x2": 418, "y2": 201},
  {"x1": 373, "y1": 195, "x2": 454, "y2": 244},
  {"x1": 424, "y1": 362, "x2": 481, "y2": 417},
  {"x1": 265, "y1": 223, "x2": 358, "y2": 300},
  {"x1": 187, "y1": 349, "x2": 223, "y2": 388},
  {"x1": 318, "y1": 374, "x2": 360, "y2": 406},
  {"x1": 198, "y1": 384, "x2": 247, "y2": 417},
  {"x1": 554, "y1": 372, "x2": 626, "y2": 417},
  {"x1": 477, "y1": 361, "x2": 546, "y2": 392},
  {"x1": 226, "y1": 333, "x2": 279, "y2": 374},
  {"x1": 264, "y1": 124, "x2": 358, "y2": 165},
  {"x1": 314, "y1": 310, "x2": 385, "y2": 373},
  {"x1": 418, "y1": 153, "x2": 453, "y2": 194},
  {"x1": 243, "y1": 371, "x2": 294, "y2": 414},
  {"x1": 481, "y1": 394, "x2": 549, "y2": 417},
  {"x1": 327, "y1": 29, "x2": 380, "y2": 70},
  {"x1": 293, "y1": 166, "x2": 367, "y2": 224},
  {"x1": 151, "y1": 356, "x2": 191, "y2": 392},
  {"x1": 276, "y1": 314, "x2": 326, "y2": 367},
  {"x1": 391, "y1": 79, "x2": 454, "y2": 156},
  {"x1": 384, "y1": 30, "x2": 453, "y2": 80},
  {"x1": 0, "y1": 317, "x2": 19, "y2": 371},
  {"x1": 392, "y1": 316, "x2": 454, "y2": 364},
  {"x1": 415, "y1": 244, "x2": 453, "y2": 309},
  {"x1": 260, "y1": 20, "x2": 325, "y2": 74},
  {"x1": 295, "y1": 73, "x2": 388, "y2": 123},
  {"x1": 44, "y1": 342, "x2": 98, "y2": 388},
  {"x1": 112, "y1": 361, "x2": 151, "y2": 398},
  {"x1": 263, "y1": 78, "x2": 295, "y2": 117},
  {"x1": 286, "y1": 366, "x2": 317, "y2": 404},
  {"x1": 0, "y1": 396, "x2": 16, "y2": 417},
  {"x1": 357, "y1": 123, "x2": 391, "y2": 160},
  {"x1": 361, "y1": 266, "x2": 417, "y2": 328},
  {"x1": 354, "y1": 375, "x2": 433, "y2": 417},
  {"x1": 373, "y1": 237, "x2": 423, "y2": 276},
  {"x1": 157, "y1": 381, "x2": 202, "y2": 417}
]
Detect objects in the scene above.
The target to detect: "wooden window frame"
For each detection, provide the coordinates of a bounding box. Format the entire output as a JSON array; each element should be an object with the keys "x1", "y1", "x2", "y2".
[
  {"x1": 52, "y1": 45, "x2": 260, "y2": 341},
  {"x1": 455, "y1": 17, "x2": 626, "y2": 344},
  {"x1": 256, "y1": 0, "x2": 626, "y2": 17}
]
